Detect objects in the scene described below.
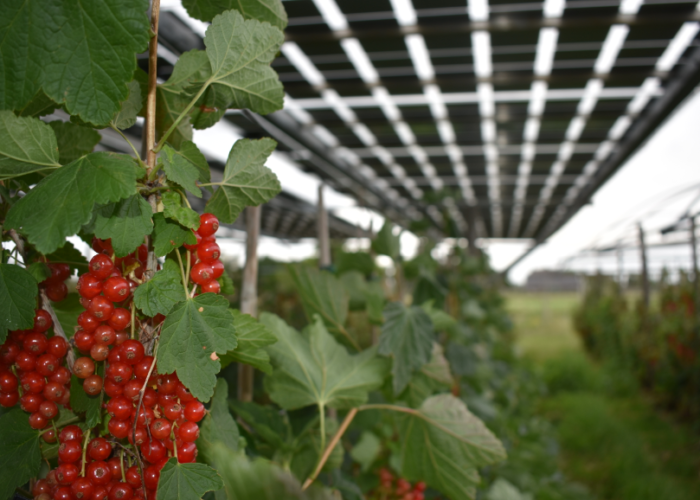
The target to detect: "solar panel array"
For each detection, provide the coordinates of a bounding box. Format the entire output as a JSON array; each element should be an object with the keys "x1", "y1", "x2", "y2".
[{"x1": 157, "y1": 0, "x2": 700, "y2": 242}]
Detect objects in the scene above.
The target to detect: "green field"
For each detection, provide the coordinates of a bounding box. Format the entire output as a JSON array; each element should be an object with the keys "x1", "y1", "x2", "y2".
[{"x1": 505, "y1": 290, "x2": 700, "y2": 500}]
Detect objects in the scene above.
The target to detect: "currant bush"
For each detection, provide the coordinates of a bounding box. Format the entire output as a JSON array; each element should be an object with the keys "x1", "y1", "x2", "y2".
[{"x1": 372, "y1": 468, "x2": 427, "y2": 500}]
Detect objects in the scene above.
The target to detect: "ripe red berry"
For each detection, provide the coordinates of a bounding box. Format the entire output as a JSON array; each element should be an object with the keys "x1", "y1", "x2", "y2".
[
  {"x1": 33, "y1": 479, "x2": 52, "y2": 496},
  {"x1": 90, "y1": 254, "x2": 115, "y2": 280},
  {"x1": 134, "y1": 356, "x2": 155, "y2": 380},
  {"x1": 196, "y1": 241, "x2": 220, "y2": 262},
  {"x1": 53, "y1": 486, "x2": 74, "y2": 500},
  {"x1": 39, "y1": 399, "x2": 58, "y2": 419},
  {"x1": 184, "y1": 401, "x2": 205, "y2": 423},
  {"x1": 103, "y1": 276, "x2": 130, "y2": 303},
  {"x1": 88, "y1": 296, "x2": 115, "y2": 321},
  {"x1": 106, "y1": 362, "x2": 133, "y2": 385},
  {"x1": 78, "y1": 273, "x2": 103, "y2": 299},
  {"x1": 178, "y1": 421, "x2": 200, "y2": 442},
  {"x1": 108, "y1": 482, "x2": 134, "y2": 500},
  {"x1": 200, "y1": 280, "x2": 220, "y2": 294},
  {"x1": 74, "y1": 330, "x2": 96, "y2": 352},
  {"x1": 0, "y1": 342, "x2": 20, "y2": 365},
  {"x1": 29, "y1": 411, "x2": 48, "y2": 429},
  {"x1": 197, "y1": 213, "x2": 219, "y2": 237},
  {"x1": 157, "y1": 374, "x2": 178, "y2": 395},
  {"x1": 190, "y1": 262, "x2": 214, "y2": 285},
  {"x1": 141, "y1": 439, "x2": 167, "y2": 463},
  {"x1": 133, "y1": 406, "x2": 155, "y2": 427},
  {"x1": 23, "y1": 332, "x2": 48, "y2": 355},
  {"x1": 73, "y1": 356, "x2": 95, "y2": 379},
  {"x1": 123, "y1": 379, "x2": 141, "y2": 400},
  {"x1": 90, "y1": 343, "x2": 110, "y2": 362},
  {"x1": 108, "y1": 308, "x2": 131, "y2": 331},
  {"x1": 104, "y1": 378, "x2": 124, "y2": 398},
  {"x1": 127, "y1": 426, "x2": 147, "y2": 446},
  {"x1": 115, "y1": 331, "x2": 129, "y2": 346},
  {"x1": 33, "y1": 310, "x2": 53, "y2": 333},
  {"x1": 43, "y1": 381, "x2": 65, "y2": 402},
  {"x1": 20, "y1": 393, "x2": 43, "y2": 413},
  {"x1": 21, "y1": 371, "x2": 46, "y2": 394},
  {"x1": 94, "y1": 324, "x2": 117, "y2": 345},
  {"x1": 143, "y1": 465, "x2": 160, "y2": 490},
  {"x1": 86, "y1": 461, "x2": 113, "y2": 486},
  {"x1": 175, "y1": 383, "x2": 195, "y2": 403},
  {"x1": 58, "y1": 439, "x2": 83, "y2": 462},
  {"x1": 42, "y1": 428, "x2": 57, "y2": 443},
  {"x1": 84, "y1": 374, "x2": 104, "y2": 396},
  {"x1": 77, "y1": 311, "x2": 100, "y2": 333},
  {"x1": 15, "y1": 350, "x2": 36, "y2": 371},
  {"x1": 92, "y1": 486, "x2": 110, "y2": 500},
  {"x1": 0, "y1": 390, "x2": 19, "y2": 407},
  {"x1": 209, "y1": 260, "x2": 224, "y2": 279},
  {"x1": 143, "y1": 388, "x2": 158, "y2": 408},
  {"x1": 0, "y1": 371, "x2": 18, "y2": 392},
  {"x1": 88, "y1": 437, "x2": 112, "y2": 461},
  {"x1": 150, "y1": 418, "x2": 172, "y2": 440},
  {"x1": 49, "y1": 366, "x2": 71, "y2": 385},
  {"x1": 47, "y1": 336, "x2": 69, "y2": 358},
  {"x1": 45, "y1": 281, "x2": 69, "y2": 302},
  {"x1": 177, "y1": 441, "x2": 197, "y2": 463},
  {"x1": 125, "y1": 466, "x2": 142, "y2": 488},
  {"x1": 107, "y1": 396, "x2": 133, "y2": 420},
  {"x1": 70, "y1": 477, "x2": 94, "y2": 500},
  {"x1": 121, "y1": 339, "x2": 144, "y2": 365},
  {"x1": 46, "y1": 263, "x2": 71, "y2": 283},
  {"x1": 59, "y1": 425, "x2": 84, "y2": 443},
  {"x1": 108, "y1": 418, "x2": 130, "y2": 439},
  {"x1": 36, "y1": 353, "x2": 59, "y2": 376}
]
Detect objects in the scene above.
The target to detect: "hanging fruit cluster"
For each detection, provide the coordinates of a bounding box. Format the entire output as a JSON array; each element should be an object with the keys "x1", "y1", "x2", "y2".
[
  {"x1": 372, "y1": 468, "x2": 427, "y2": 500},
  {"x1": 26, "y1": 213, "x2": 223, "y2": 500},
  {"x1": 0, "y1": 309, "x2": 71, "y2": 435}
]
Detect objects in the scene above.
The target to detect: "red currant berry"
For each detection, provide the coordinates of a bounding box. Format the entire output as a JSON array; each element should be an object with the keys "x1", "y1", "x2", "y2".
[
  {"x1": 103, "y1": 276, "x2": 130, "y2": 303},
  {"x1": 87, "y1": 461, "x2": 113, "y2": 486},
  {"x1": 197, "y1": 213, "x2": 219, "y2": 237},
  {"x1": 21, "y1": 371, "x2": 46, "y2": 394},
  {"x1": 175, "y1": 383, "x2": 195, "y2": 403},
  {"x1": 107, "y1": 396, "x2": 133, "y2": 420},
  {"x1": 184, "y1": 401, "x2": 205, "y2": 423},
  {"x1": 121, "y1": 339, "x2": 144, "y2": 365},
  {"x1": 196, "y1": 241, "x2": 220, "y2": 263},
  {"x1": 150, "y1": 418, "x2": 172, "y2": 440},
  {"x1": 108, "y1": 308, "x2": 131, "y2": 331},
  {"x1": 123, "y1": 378, "x2": 141, "y2": 400},
  {"x1": 0, "y1": 342, "x2": 19, "y2": 365},
  {"x1": 36, "y1": 353, "x2": 59, "y2": 376},
  {"x1": 127, "y1": 426, "x2": 147, "y2": 446},
  {"x1": 77, "y1": 311, "x2": 100, "y2": 333},
  {"x1": 59, "y1": 424, "x2": 84, "y2": 443},
  {"x1": 46, "y1": 263, "x2": 71, "y2": 283},
  {"x1": 178, "y1": 421, "x2": 200, "y2": 442},
  {"x1": 90, "y1": 343, "x2": 110, "y2": 362},
  {"x1": 106, "y1": 362, "x2": 133, "y2": 385},
  {"x1": 70, "y1": 477, "x2": 95, "y2": 500},
  {"x1": 141, "y1": 439, "x2": 167, "y2": 463},
  {"x1": 45, "y1": 281, "x2": 69, "y2": 302},
  {"x1": 0, "y1": 390, "x2": 19, "y2": 407},
  {"x1": 0, "y1": 371, "x2": 18, "y2": 392},
  {"x1": 143, "y1": 388, "x2": 157, "y2": 408},
  {"x1": 109, "y1": 482, "x2": 134, "y2": 500},
  {"x1": 33, "y1": 310, "x2": 53, "y2": 333},
  {"x1": 43, "y1": 381, "x2": 66, "y2": 402},
  {"x1": 90, "y1": 254, "x2": 115, "y2": 280},
  {"x1": 134, "y1": 356, "x2": 155, "y2": 380},
  {"x1": 209, "y1": 260, "x2": 224, "y2": 279},
  {"x1": 184, "y1": 231, "x2": 202, "y2": 251},
  {"x1": 107, "y1": 345, "x2": 124, "y2": 364},
  {"x1": 115, "y1": 331, "x2": 129, "y2": 346},
  {"x1": 74, "y1": 330, "x2": 96, "y2": 352},
  {"x1": 94, "y1": 325, "x2": 116, "y2": 346},
  {"x1": 78, "y1": 273, "x2": 103, "y2": 299},
  {"x1": 39, "y1": 399, "x2": 58, "y2": 419},
  {"x1": 104, "y1": 377, "x2": 124, "y2": 398},
  {"x1": 88, "y1": 296, "x2": 115, "y2": 321},
  {"x1": 53, "y1": 486, "x2": 74, "y2": 500},
  {"x1": 29, "y1": 411, "x2": 48, "y2": 429},
  {"x1": 177, "y1": 441, "x2": 197, "y2": 463},
  {"x1": 190, "y1": 262, "x2": 213, "y2": 285},
  {"x1": 125, "y1": 466, "x2": 142, "y2": 488},
  {"x1": 73, "y1": 356, "x2": 95, "y2": 379},
  {"x1": 23, "y1": 332, "x2": 48, "y2": 354},
  {"x1": 133, "y1": 406, "x2": 155, "y2": 427},
  {"x1": 157, "y1": 374, "x2": 179, "y2": 395},
  {"x1": 58, "y1": 439, "x2": 83, "y2": 462},
  {"x1": 143, "y1": 466, "x2": 160, "y2": 490},
  {"x1": 20, "y1": 393, "x2": 43, "y2": 412},
  {"x1": 48, "y1": 336, "x2": 69, "y2": 358},
  {"x1": 84, "y1": 374, "x2": 104, "y2": 396},
  {"x1": 15, "y1": 350, "x2": 36, "y2": 371},
  {"x1": 42, "y1": 428, "x2": 57, "y2": 443},
  {"x1": 92, "y1": 486, "x2": 110, "y2": 500},
  {"x1": 200, "y1": 280, "x2": 220, "y2": 294},
  {"x1": 88, "y1": 437, "x2": 112, "y2": 461},
  {"x1": 162, "y1": 402, "x2": 183, "y2": 421},
  {"x1": 108, "y1": 418, "x2": 130, "y2": 439},
  {"x1": 33, "y1": 479, "x2": 52, "y2": 496},
  {"x1": 49, "y1": 366, "x2": 71, "y2": 385}
]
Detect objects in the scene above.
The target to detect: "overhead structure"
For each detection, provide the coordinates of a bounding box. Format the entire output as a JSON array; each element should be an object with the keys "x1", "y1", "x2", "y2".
[{"x1": 152, "y1": 1, "x2": 700, "y2": 252}]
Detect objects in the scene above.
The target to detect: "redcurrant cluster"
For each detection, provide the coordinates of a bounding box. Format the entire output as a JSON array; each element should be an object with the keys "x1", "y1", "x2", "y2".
[
  {"x1": 186, "y1": 213, "x2": 223, "y2": 294},
  {"x1": 0, "y1": 309, "x2": 71, "y2": 434},
  {"x1": 374, "y1": 468, "x2": 426, "y2": 500},
  {"x1": 41, "y1": 261, "x2": 72, "y2": 303}
]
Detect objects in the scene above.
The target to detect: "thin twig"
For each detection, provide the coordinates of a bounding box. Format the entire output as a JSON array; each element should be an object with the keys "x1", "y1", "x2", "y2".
[
  {"x1": 145, "y1": 0, "x2": 161, "y2": 172},
  {"x1": 110, "y1": 124, "x2": 142, "y2": 161},
  {"x1": 302, "y1": 408, "x2": 358, "y2": 491}
]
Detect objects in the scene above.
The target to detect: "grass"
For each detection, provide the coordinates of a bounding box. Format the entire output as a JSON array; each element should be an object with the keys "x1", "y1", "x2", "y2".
[{"x1": 506, "y1": 290, "x2": 700, "y2": 500}]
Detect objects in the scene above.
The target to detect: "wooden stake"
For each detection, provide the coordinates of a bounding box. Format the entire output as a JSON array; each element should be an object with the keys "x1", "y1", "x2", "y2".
[
  {"x1": 238, "y1": 206, "x2": 261, "y2": 402},
  {"x1": 318, "y1": 184, "x2": 331, "y2": 268},
  {"x1": 638, "y1": 223, "x2": 650, "y2": 309}
]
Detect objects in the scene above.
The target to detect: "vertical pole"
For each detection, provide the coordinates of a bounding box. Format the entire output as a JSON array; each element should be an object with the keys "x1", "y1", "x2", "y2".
[
  {"x1": 638, "y1": 223, "x2": 650, "y2": 309},
  {"x1": 318, "y1": 184, "x2": 331, "y2": 268},
  {"x1": 237, "y1": 206, "x2": 260, "y2": 402},
  {"x1": 691, "y1": 216, "x2": 699, "y2": 316}
]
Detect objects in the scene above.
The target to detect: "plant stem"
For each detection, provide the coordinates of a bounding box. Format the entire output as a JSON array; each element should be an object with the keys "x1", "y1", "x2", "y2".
[
  {"x1": 176, "y1": 189, "x2": 192, "y2": 208},
  {"x1": 318, "y1": 403, "x2": 326, "y2": 469},
  {"x1": 185, "y1": 250, "x2": 191, "y2": 287},
  {"x1": 110, "y1": 124, "x2": 142, "y2": 161},
  {"x1": 80, "y1": 429, "x2": 91, "y2": 477},
  {"x1": 120, "y1": 450, "x2": 126, "y2": 483},
  {"x1": 357, "y1": 404, "x2": 417, "y2": 415},
  {"x1": 176, "y1": 250, "x2": 189, "y2": 297},
  {"x1": 145, "y1": 0, "x2": 161, "y2": 172},
  {"x1": 302, "y1": 408, "x2": 358, "y2": 491},
  {"x1": 153, "y1": 79, "x2": 213, "y2": 154}
]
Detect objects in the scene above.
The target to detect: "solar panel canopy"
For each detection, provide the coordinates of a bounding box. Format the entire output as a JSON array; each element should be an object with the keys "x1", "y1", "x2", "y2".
[{"x1": 154, "y1": 0, "x2": 700, "y2": 245}]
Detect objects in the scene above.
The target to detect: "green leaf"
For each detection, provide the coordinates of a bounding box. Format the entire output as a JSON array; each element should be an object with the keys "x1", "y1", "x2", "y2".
[
  {"x1": 183, "y1": 0, "x2": 288, "y2": 30},
  {"x1": 152, "y1": 213, "x2": 197, "y2": 257},
  {"x1": 70, "y1": 364, "x2": 104, "y2": 428},
  {"x1": 350, "y1": 431, "x2": 381, "y2": 472},
  {"x1": 0, "y1": 408, "x2": 42, "y2": 500},
  {"x1": 155, "y1": 87, "x2": 193, "y2": 150},
  {"x1": 395, "y1": 395, "x2": 506, "y2": 500},
  {"x1": 93, "y1": 194, "x2": 153, "y2": 257},
  {"x1": 287, "y1": 266, "x2": 352, "y2": 347},
  {"x1": 220, "y1": 310, "x2": 277, "y2": 373},
  {"x1": 204, "y1": 10, "x2": 285, "y2": 115},
  {"x1": 218, "y1": 273, "x2": 235, "y2": 295},
  {"x1": 291, "y1": 416, "x2": 342, "y2": 481},
  {"x1": 379, "y1": 302, "x2": 434, "y2": 395},
  {"x1": 486, "y1": 478, "x2": 532, "y2": 500},
  {"x1": 48, "y1": 121, "x2": 101, "y2": 165},
  {"x1": 133, "y1": 260, "x2": 187, "y2": 317},
  {"x1": 364, "y1": 282, "x2": 385, "y2": 325},
  {"x1": 178, "y1": 141, "x2": 211, "y2": 190},
  {"x1": 14, "y1": 89, "x2": 59, "y2": 118},
  {"x1": 158, "y1": 294, "x2": 238, "y2": 401},
  {"x1": 372, "y1": 221, "x2": 401, "y2": 260},
  {"x1": 27, "y1": 262, "x2": 51, "y2": 284},
  {"x1": 156, "y1": 458, "x2": 223, "y2": 500},
  {"x1": 199, "y1": 378, "x2": 239, "y2": 464},
  {"x1": 340, "y1": 271, "x2": 368, "y2": 310},
  {"x1": 229, "y1": 400, "x2": 289, "y2": 449},
  {"x1": 112, "y1": 80, "x2": 142, "y2": 130},
  {"x1": 45, "y1": 241, "x2": 89, "y2": 276},
  {"x1": 421, "y1": 301, "x2": 456, "y2": 332},
  {"x1": 6, "y1": 152, "x2": 141, "y2": 254},
  {"x1": 0, "y1": 0, "x2": 150, "y2": 126},
  {"x1": 262, "y1": 314, "x2": 388, "y2": 410},
  {"x1": 162, "y1": 144, "x2": 202, "y2": 197},
  {"x1": 0, "y1": 263, "x2": 38, "y2": 343},
  {"x1": 163, "y1": 191, "x2": 201, "y2": 230},
  {"x1": 336, "y1": 251, "x2": 375, "y2": 276},
  {"x1": 205, "y1": 138, "x2": 280, "y2": 224},
  {"x1": 208, "y1": 443, "x2": 333, "y2": 500},
  {"x1": 52, "y1": 293, "x2": 82, "y2": 336},
  {"x1": 0, "y1": 111, "x2": 60, "y2": 180},
  {"x1": 400, "y1": 343, "x2": 453, "y2": 408}
]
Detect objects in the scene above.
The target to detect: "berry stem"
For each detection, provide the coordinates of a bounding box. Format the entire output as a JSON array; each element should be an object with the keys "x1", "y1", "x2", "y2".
[
  {"x1": 176, "y1": 250, "x2": 190, "y2": 297},
  {"x1": 120, "y1": 449, "x2": 126, "y2": 483},
  {"x1": 109, "y1": 124, "x2": 143, "y2": 163},
  {"x1": 80, "y1": 429, "x2": 91, "y2": 477},
  {"x1": 185, "y1": 250, "x2": 192, "y2": 289}
]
